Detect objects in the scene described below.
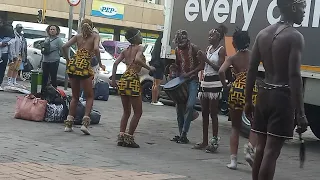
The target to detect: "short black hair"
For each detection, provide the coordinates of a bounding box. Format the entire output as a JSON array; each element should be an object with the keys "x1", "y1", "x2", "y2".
[
  {"x1": 233, "y1": 27, "x2": 250, "y2": 51},
  {"x1": 216, "y1": 24, "x2": 228, "y2": 41},
  {"x1": 125, "y1": 27, "x2": 140, "y2": 44},
  {"x1": 277, "y1": 0, "x2": 295, "y2": 11},
  {"x1": 46, "y1": 25, "x2": 60, "y2": 35}
]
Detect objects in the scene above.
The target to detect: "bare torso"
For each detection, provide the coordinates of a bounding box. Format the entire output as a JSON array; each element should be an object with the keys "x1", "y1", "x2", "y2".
[
  {"x1": 257, "y1": 23, "x2": 301, "y2": 85},
  {"x1": 75, "y1": 33, "x2": 98, "y2": 53},
  {"x1": 230, "y1": 51, "x2": 251, "y2": 74},
  {"x1": 122, "y1": 45, "x2": 145, "y2": 73}
]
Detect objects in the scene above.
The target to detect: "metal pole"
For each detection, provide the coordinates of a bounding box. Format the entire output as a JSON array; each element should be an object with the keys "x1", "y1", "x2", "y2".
[
  {"x1": 65, "y1": 5, "x2": 74, "y2": 90},
  {"x1": 42, "y1": 0, "x2": 47, "y2": 23},
  {"x1": 77, "y1": 0, "x2": 86, "y2": 33}
]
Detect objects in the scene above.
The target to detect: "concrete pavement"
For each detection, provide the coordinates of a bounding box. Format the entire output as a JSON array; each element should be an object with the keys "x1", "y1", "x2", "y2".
[{"x1": 0, "y1": 88, "x2": 319, "y2": 180}]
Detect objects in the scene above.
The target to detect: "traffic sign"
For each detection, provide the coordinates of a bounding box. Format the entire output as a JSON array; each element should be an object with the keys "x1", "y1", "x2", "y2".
[{"x1": 67, "y1": 0, "x2": 81, "y2": 6}]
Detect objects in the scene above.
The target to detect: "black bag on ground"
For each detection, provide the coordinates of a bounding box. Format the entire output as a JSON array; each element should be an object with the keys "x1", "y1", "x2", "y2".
[
  {"x1": 42, "y1": 86, "x2": 69, "y2": 119},
  {"x1": 44, "y1": 103, "x2": 65, "y2": 123},
  {"x1": 94, "y1": 81, "x2": 109, "y2": 101},
  {"x1": 74, "y1": 100, "x2": 101, "y2": 125}
]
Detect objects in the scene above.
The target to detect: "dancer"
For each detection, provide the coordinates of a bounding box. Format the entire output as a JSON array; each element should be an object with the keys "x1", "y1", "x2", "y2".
[
  {"x1": 245, "y1": 0, "x2": 308, "y2": 179},
  {"x1": 193, "y1": 25, "x2": 227, "y2": 153},
  {"x1": 219, "y1": 28, "x2": 257, "y2": 169},
  {"x1": 62, "y1": 19, "x2": 105, "y2": 135},
  {"x1": 112, "y1": 27, "x2": 155, "y2": 148},
  {"x1": 170, "y1": 30, "x2": 204, "y2": 144}
]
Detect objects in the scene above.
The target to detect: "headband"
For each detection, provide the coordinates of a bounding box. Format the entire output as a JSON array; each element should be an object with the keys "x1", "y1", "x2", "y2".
[
  {"x1": 127, "y1": 30, "x2": 140, "y2": 41},
  {"x1": 293, "y1": 0, "x2": 306, "y2": 4}
]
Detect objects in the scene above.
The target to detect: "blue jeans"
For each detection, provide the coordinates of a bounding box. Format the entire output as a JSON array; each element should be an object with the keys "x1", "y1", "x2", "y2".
[{"x1": 176, "y1": 80, "x2": 198, "y2": 135}]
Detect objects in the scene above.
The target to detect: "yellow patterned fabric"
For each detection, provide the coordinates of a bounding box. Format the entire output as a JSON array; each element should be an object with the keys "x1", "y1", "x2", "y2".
[
  {"x1": 118, "y1": 68, "x2": 141, "y2": 96},
  {"x1": 66, "y1": 49, "x2": 94, "y2": 77},
  {"x1": 228, "y1": 71, "x2": 258, "y2": 110}
]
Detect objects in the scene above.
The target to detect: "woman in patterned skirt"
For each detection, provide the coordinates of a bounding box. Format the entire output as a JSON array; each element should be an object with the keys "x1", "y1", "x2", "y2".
[
  {"x1": 112, "y1": 27, "x2": 155, "y2": 148},
  {"x1": 62, "y1": 19, "x2": 105, "y2": 135},
  {"x1": 219, "y1": 28, "x2": 258, "y2": 170},
  {"x1": 193, "y1": 25, "x2": 227, "y2": 153}
]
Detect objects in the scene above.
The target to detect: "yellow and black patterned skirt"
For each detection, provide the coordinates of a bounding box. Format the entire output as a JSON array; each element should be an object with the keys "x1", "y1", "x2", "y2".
[
  {"x1": 66, "y1": 49, "x2": 94, "y2": 79},
  {"x1": 117, "y1": 68, "x2": 141, "y2": 97},
  {"x1": 228, "y1": 72, "x2": 258, "y2": 110}
]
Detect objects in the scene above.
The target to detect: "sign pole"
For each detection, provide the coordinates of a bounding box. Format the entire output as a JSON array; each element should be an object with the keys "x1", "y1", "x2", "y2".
[
  {"x1": 65, "y1": 5, "x2": 74, "y2": 90},
  {"x1": 77, "y1": 0, "x2": 86, "y2": 33}
]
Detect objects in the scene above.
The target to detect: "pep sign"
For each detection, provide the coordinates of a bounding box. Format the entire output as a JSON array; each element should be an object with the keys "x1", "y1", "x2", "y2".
[
  {"x1": 100, "y1": 5, "x2": 117, "y2": 16},
  {"x1": 91, "y1": 0, "x2": 124, "y2": 20}
]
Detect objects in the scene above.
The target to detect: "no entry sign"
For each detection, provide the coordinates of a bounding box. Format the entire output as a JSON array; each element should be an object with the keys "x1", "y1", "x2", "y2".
[{"x1": 67, "y1": 0, "x2": 81, "y2": 6}]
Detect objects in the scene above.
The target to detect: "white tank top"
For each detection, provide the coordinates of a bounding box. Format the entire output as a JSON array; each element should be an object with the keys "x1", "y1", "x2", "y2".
[{"x1": 204, "y1": 45, "x2": 222, "y2": 76}]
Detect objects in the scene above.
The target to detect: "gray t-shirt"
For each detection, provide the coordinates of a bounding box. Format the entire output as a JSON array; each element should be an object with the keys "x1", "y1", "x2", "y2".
[{"x1": 43, "y1": 37, "x2": 63, "y2": 62}]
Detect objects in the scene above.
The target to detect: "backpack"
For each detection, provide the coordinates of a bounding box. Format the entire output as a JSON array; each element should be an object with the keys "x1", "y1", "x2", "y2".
[{"x1": 41, "y1": 37, "x2": 57, "y2": 55}]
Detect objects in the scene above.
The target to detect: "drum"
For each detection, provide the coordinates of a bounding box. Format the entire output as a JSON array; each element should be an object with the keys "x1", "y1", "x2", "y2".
[{"x1": 163, "y1": 77, "x2": 189, "y2": 104}]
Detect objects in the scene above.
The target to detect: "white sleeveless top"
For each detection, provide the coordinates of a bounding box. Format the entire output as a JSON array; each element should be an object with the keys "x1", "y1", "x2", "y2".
[{"x1": 204, "y1": 45, "x2": 222, "y2": 76}]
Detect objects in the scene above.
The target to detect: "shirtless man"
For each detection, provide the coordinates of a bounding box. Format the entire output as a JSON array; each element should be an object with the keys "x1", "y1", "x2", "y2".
[{"x1": 245, "y1": 0, "x2": 308, "y2": 180}]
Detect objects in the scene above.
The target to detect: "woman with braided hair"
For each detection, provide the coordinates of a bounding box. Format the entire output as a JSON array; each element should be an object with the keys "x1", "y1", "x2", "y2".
[
  {"x1": 62, "y1": 19, "x2": 105, "y2": 135},
  {"x1": 112, "y1": 27, "x2": 155, "y2": 148},
  {"x1": 219, "y1": 28, "x2": 257, "y2": 170}
]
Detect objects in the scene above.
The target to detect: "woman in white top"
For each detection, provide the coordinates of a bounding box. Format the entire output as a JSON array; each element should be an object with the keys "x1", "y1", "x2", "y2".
[{"x1": 193, "y1": 25, "x2": 227, "y2": 153}]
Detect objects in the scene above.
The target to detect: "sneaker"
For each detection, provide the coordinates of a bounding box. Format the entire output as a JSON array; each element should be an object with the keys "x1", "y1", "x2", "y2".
[
  {"x1": 7, "y1": 82, "x2": 14, "y2": 87},
  {"x1": 151, "y1": 101, "x2": 164, "y2": 106},
  {"x1": 206, "y1": 136, "x2": 220, "y2": 153},
  {"x1": 178, "y1": 136, "x2": 190, "y2": 144},
  {"x1": 227, "y1": 155, "x2": 238, "y2": 170},
  {"x1": 0, "y1": 86, "x2": 3, "y2": 91}
]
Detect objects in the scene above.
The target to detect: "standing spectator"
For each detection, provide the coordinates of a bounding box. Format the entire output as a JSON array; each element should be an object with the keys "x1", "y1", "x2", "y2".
[
  {"x1": 13, "y1": 24, "x2": 27, "y2": 84},
  {"x1": 0, "y1": 16, "x2": 15, "y2": 90},
  {"x1": 150, "y1": 33, "x2": 165, "y2": 106},
  {"x1": 41, "y1": 25, "x2": 63, "y2": 93}
]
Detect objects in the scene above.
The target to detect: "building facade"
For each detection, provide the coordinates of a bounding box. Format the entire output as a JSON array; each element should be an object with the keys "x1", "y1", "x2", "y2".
[{"x1": 0, "y1": 0, "x2": 164, "y2": 43}]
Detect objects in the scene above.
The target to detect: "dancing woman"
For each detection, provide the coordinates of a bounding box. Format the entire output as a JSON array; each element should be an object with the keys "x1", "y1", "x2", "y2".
[
  {"x1": 219, "y1": 28, "x2": 257, "y2": 169},
  {"x1": 62, "y1": 19, "x2": 105, "y2": 135},
  {"x1": 112, "y1": 27, "x2": 155, "y2": 148},
  {"x1": 193, "y1": 25, "x2": 227, "y2": 153}
]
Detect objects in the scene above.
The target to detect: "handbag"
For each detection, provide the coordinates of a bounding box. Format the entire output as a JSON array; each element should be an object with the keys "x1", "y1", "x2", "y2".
[
  {"x1": 44, "y1": 103, "x2": 65, "y2": 123},
  {"x1": 14, "y1": 94, "x2": 47, "y2": 121}
]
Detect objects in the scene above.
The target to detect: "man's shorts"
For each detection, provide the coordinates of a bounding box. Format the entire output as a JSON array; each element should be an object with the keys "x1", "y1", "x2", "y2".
[
  {"x1": 8, "y1": 57, "x2": 21, "y2": 71},
  {"x1": 251, "y1": 87, "x2": 294, "y2": 139}
]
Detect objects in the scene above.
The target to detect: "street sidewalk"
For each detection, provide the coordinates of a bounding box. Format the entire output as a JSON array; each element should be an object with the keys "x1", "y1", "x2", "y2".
[{"x1": 0, "y1": 90, "x2": 319, "y2": 179}]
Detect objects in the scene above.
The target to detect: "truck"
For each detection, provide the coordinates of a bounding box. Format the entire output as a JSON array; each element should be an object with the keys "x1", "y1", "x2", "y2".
[{"x1": 160, "y1": 0, "x2": 320, "y2": 138}]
